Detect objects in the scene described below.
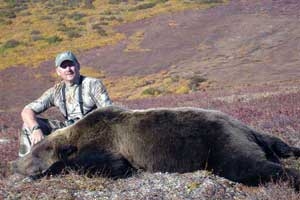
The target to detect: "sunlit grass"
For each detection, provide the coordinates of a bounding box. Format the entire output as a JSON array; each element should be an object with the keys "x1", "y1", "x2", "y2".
[
  {"x1": 104, "y1": 70, "x2": 208, "y2": 100},
  {"x1": 0, "y1": 0, "x2": 226, "y2": 70}
]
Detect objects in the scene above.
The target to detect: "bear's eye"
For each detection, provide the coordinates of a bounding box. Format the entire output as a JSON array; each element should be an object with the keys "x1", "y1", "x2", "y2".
[
  {"x1": 58, "y1": 145, "x2": 78, "y2": 160},
  {"x1": 45, "y1": 145, "x2": 53, "y2": 151}
]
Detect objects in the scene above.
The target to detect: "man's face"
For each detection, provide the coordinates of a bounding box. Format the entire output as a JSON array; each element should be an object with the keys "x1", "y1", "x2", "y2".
[{"x1": 56, "y1": 60, "x2": 80, "y2": 83}]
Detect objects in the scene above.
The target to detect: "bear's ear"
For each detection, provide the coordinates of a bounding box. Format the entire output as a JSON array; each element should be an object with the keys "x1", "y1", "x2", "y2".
[{"x1": 57, "y1": 145, "x2": 78, "y2": 160}]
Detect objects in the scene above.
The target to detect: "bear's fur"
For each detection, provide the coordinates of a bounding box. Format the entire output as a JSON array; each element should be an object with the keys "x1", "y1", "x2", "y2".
[{"x1": 10, "y1": 106, "x2": 300, "y2": 189}]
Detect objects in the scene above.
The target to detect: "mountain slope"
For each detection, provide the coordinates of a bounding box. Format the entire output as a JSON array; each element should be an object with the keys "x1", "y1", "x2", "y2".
[{"x1": 1, "y1": 0, "x2": 300, "y2": 109}]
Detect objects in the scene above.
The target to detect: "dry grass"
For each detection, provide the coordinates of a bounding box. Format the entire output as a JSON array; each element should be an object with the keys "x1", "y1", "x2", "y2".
[{"x1": 104, "y1": 70, "x2": 211, "y2": 99}]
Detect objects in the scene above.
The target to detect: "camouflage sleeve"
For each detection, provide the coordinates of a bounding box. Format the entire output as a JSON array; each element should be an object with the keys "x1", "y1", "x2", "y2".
[
  {"x1": 90, "y1": 79, "x2": 112, "y2": 107},
  {"x1": 24, "y1": 87, "x2": 55, "y2": 114}
]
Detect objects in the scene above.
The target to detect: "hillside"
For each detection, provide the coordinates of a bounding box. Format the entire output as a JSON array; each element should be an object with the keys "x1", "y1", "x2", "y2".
[
  {"x1": 2, "y1": 0, "x2": 300, "y2": 109},
  {"x1": 1, "y1": 0, "x2": 300, "y2": 199}
]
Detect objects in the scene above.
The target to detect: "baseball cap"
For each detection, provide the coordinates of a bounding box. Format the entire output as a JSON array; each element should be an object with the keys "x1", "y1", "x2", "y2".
[{"x1": 55, "y1": 51, "x2": 78, "y2": 67}]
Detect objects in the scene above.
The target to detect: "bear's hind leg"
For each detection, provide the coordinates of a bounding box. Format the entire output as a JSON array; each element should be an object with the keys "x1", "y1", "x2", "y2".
[
  {"x1": 237, "y1": 160, "x2": 300, "y2": 190},
  {"x1": 258, "y1": 133, "x2": 300, "y2": 158}
]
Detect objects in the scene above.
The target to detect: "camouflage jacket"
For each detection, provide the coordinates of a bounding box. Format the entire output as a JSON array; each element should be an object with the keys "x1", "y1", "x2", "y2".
[{"x1": 25, "y1": 76, "x2": 112, "y2": 120}]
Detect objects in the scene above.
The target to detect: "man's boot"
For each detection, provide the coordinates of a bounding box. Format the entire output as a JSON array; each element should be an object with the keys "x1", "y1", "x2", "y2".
[{"x1": 18, "y1": 128, "x2": 31, "y2": 157}]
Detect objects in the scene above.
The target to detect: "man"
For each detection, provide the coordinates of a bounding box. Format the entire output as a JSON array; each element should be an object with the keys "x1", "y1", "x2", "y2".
[{"x1": 19, "y1": 51, "x2": 112, "y2": 157}]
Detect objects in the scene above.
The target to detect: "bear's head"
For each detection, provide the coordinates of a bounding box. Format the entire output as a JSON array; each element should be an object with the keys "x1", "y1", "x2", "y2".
[{"x1": 10, "y1": 135, "x2": 78, "y2": 178}]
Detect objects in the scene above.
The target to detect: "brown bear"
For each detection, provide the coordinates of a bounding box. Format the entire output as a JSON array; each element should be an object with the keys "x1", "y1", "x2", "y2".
[{"x1": 10, "y1": 106, "x2": 300, "y2": 189}]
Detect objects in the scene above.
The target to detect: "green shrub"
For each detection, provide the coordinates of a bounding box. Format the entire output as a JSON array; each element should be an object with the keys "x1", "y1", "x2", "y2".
[
  {"x1": 3, "y1": 39, "x2": 20, "y2": 49},
  {"x1": 99, "y1": 15, "x2": 123, "y2": 24},
  {"x1": 57, "y1": 23, "x2": 68, "y2": 32},
  {"x1": 69, "y1": 12, "x2": 86, "y2": 21},
  {"x1": 97, "y1": 21, "x2": 109, "y2": 26},
  {"x1": 19, "y1": 11, "x2": 31, "y2": 16},
  {"x1": 4, "y1": 0, "x2": 18, "y2": 7},
  {"x1": 66, "y1": 30, "x2": 82, "y2": 39},
  {"x1": 108, "y1": 0, "x2": 125, "y2": 4},
  {"x1": 57, "y1": 24, "x2": 83, "y2": 39},
  {"x1": 92, "y1": 24, "x2": 108, "y2": 36},
  {"x1": 0, "y1": 18, "x2": 11, "y2": 25},
  {"x1": 188, "y1": 75, "x2": 207, "y2": 91},
  {"x1": 31, "y1": 30, "x2": 41, "y2": 35},
  {"x1": 49, "y1": 6, "x2": 65, "y2": 15},
  {"x1": 100, "y1": 15, "x2": 117, "y2": 21},
  {"x1": 84, "y1": 0, "x2": 95, "y2": 9},
  {"x1": 100, "y1": 10, "x2": 114, "y2": 15},
  {"x1": 39, "y1": 15, "x2": 53, "y2": 20},
  {"x1": 141, "y1": 87, "x2": 162, "y2": 96},
  {"x1": 77, "y1": 21, "x2": 86, "y2": 26},
  {"x1": 184, "y1": 0, "x2": 223, "y2": 3},
  {"x1": 156, "y1": 0, "x2": 168, "y2": 3},
  {"x1": 30, "y1": 30, "x2": 44, "y2": 41},
  {"x1": 12, "y1": 3, "x2": 28, "y2": 12},
  {"x1": 0, "y1": 39, "x2": 20, "y2": 54},
  {"x1": 0, "y1": 9, "x2": 16, "y2": 18},
  {"x1": 129, "y1": 2, "x2": 156, "y2": 11},
  {"x1": 31, "y1": 35, "x2": 44, "y2": 41},
  {"x1": 45, "y1": 36, "x2": 63, "y2": 44}
]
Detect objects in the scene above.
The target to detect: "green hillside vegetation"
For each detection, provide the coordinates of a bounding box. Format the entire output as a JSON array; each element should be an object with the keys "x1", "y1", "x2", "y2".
[{"x1": 0, "y1": 0, "x2": 225, "y2": 70}]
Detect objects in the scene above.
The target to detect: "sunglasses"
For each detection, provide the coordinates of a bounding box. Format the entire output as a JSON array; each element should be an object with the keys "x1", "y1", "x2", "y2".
[{"x1": 60, "y1": 61, "x2": 75, "y2": 69}]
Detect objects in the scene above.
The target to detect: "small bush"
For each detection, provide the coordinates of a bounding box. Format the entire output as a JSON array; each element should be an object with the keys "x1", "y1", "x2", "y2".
[
  {"x1": 77, "y1": 21, "x2": 86, "y2": 26},
  {"x1": 1, "y1": 19, "x2": 13, "y2": 25},
  {"x1": 92, "y1": 24, "x2": 108, "y2": 36},
  {"x1": 49, "y1": 6, "x2": 65, "y2": 14},
  {"x1": 57, "y1": 23, "x2": 68, "y2": 32},
  {"x1": 0, "y1": 9, "x2": 16, "y2": 18},
  {"x1": 57, "y1": 24, "x2": 83, "y2": 38},
  {"x1": 99, "y1": 15, "x2": 123, "y2": 24},
  {"x1": 100, "y1": 15, "x2": 117, "y2": 21},
  {"x1": 188, "y1": 75, "x2": 207, "y2": 91},
  {"x1": 100, "y1": 10, "x2": 114, "y2": 15},
  {"x1": 31, "y1": 30, "x2": 41, "y2": 35},
  {"x1": 3, "y1": 39, "x2": 20, "y2": 49},
  {"x1": 141, "y1": 87, "x2": 162, "y2": 96},
  {"x1": 39, "y1": 15, "x2": 53, "y2": 20},
  {"x1": 31, "y1": 32, "x2": 44, "y2": 41},
  {"x1": 45, "y1": 36, "x2": 63, "y2": 44},
  {"x1": 0, "y1": 39, "x2": 20, "y2": 54},
  {"x1": 31, "y1": 35, "x2": 44, "y2": 41},
  {"x1": 84, "y1": 0, "x2": 95, "y2": 9},
  {"x1": 156, "y1": 0, "x2": 168, "y2": 3},
  {"x1": 97, "y1": 21, "x2": 109, "y2": 26},
  {"x1": 69, "y1": 12, "x2": 87, "y2": 21},
  {"x1": 12, "y1": 3, "x2": 28, "y2": 13},
  {"x1": 19, "y1": 11, "x2": 31, "y2": 16},
  {"x1": 66, "y1": 30, "x2": 82, "y2": 39},
  {"x1": 108, "y1": 0, "x2": 127, "y2": 4},
  {"x1": 184, "y1": 0, "x2": 223, "y2": 3},
  {"x1": 4, "y1": 0, "x2": 17, "y2": 7},
  {"x1": 129, "y1": 2, "x2": 156, "y2": 11}
]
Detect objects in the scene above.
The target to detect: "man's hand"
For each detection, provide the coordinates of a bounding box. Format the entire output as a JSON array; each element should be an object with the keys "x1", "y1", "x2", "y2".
[{"x1": 30, "y1": 129, "x2": 44, "y2": 145}]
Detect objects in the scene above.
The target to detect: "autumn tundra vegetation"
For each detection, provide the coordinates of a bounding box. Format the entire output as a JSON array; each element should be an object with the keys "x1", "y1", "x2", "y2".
[{"x1": 1, "y1": 0, "x2": 300, "y2": 199}]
